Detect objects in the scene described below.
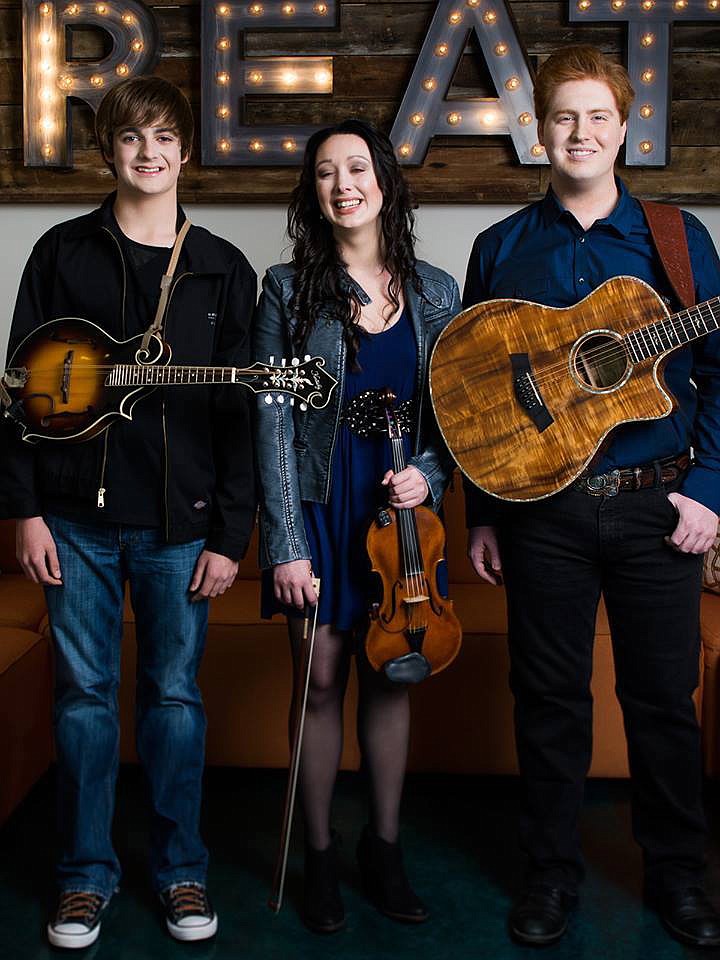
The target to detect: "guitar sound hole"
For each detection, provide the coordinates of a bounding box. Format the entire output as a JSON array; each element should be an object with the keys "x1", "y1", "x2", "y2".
[{"x1": 573, "y1": 333, "x2": 630, "y2": 391}]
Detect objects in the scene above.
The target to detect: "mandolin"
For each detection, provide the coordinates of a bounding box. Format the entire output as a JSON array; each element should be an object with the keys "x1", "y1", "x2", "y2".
[
  {"x1": 1, "y1": 317, "x2": 337, "y2": 443},
  {"x1": 430, "y1": 275, "x2": 720, "y2": 501}
]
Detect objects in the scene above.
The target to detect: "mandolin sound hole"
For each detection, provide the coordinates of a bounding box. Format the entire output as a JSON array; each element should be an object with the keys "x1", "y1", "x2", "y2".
[{"x1": 572, "y1": 332, "x2": 630, "y2": 392}]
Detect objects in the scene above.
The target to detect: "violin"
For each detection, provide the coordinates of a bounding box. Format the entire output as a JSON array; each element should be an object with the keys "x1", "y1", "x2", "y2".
[{"x1": 365, "y1": 389, "x2": 462, "y2": 684}]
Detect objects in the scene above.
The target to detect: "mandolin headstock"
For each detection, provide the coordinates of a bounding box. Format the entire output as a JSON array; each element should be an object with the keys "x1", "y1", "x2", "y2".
[{"x1": 245, "y1": 356, "x2": 337, "y2": 410}]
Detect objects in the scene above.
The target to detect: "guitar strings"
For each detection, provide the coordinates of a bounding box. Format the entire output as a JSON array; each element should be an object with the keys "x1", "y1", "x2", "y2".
[{"x1": 515, "y1": 300, "x2": 720, "y2": 391}]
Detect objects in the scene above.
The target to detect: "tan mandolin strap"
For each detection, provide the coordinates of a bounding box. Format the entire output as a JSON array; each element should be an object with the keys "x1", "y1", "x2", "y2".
[
  {"x1": 639, "y1": 199, "x2": 695, "y2": 309},
  {"x1": 140, "y1": 218, "x2": 192, "y2": 352}
]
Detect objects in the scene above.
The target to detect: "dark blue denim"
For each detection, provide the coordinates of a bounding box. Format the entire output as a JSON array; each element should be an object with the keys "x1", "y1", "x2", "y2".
[{"x1": 44, "y1": 515, "x2": 210, "y2": 898}]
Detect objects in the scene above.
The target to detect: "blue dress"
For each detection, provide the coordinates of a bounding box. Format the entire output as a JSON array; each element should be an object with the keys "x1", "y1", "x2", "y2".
[{"x1": 262, "y1": 309, "x2": 417, "y2": 629}]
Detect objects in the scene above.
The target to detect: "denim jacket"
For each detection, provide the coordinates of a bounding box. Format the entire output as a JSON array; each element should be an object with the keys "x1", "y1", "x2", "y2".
[{"x1": 253, "y1": 260, "x2": 461, "y2": 568}]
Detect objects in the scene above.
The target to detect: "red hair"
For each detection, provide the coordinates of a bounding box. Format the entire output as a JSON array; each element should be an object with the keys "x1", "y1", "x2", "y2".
[{"x1": 534, "y1": 45, "x2": 635, "y2": 124}]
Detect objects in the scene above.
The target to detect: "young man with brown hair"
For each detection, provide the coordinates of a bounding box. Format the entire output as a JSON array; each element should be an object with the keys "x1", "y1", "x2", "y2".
[
  {"x1": 463, "y1": 45, "x2": 720, "y2": 947},
  {"x1": 1, "y1": 77, "x2": 256, "y2": 947}
]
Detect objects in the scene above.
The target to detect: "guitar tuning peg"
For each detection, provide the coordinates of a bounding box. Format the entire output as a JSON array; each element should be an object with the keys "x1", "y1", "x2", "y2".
[
  {"x1": 269, "y1": 355, "x2": 275, "y2": 365},
  {"x1": 280, "y1": 358, "x2": 286, "y2": 366},
  {"x1": 289, "y1": 398, "x2": 295, "y2": 406},
  {"x1": 300, "y1": 402, "x2": 308, "y2": 412},
  {"x1": 277, "y1": 395, "x2": 285, "y2": 404},
  {"x1": 304, "y1": 354, "x2": 311, "y2": 362},
  {"x1": 264, "y1": 394, "x2": 273, "y2": 404},
  {"x1": 291, "y1": 357, "x2": 300, "y2": 366}
]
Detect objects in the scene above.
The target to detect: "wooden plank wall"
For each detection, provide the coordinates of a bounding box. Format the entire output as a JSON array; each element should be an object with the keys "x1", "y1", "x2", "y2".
[{"x1": 0, "y1": 0, "x2": 718, "y2": 202}]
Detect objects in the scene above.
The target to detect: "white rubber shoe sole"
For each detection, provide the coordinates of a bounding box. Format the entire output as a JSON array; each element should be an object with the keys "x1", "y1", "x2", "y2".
[
  {"x1": 47, "y1": 920, "x2": 102, "y2": 949},
  {"x1": 166, "y1": 913, "x2": 218, "y2": 942}
]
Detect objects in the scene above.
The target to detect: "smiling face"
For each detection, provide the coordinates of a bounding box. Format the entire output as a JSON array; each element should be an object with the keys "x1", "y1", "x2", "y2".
[
  {"x1": 314, "y1": 133, "x2": 384, "y2": 236},
  {"x1": 108, "y1": 122, "x2": 187, "y2": 199},
  {"x1": 538, "y1": 78, "x2": 626, "y2": 193}
]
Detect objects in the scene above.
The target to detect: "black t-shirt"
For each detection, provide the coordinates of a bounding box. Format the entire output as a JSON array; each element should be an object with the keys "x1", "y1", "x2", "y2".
[{"x1": 45, "y1": 228, "x2": 175, "y2": 527}]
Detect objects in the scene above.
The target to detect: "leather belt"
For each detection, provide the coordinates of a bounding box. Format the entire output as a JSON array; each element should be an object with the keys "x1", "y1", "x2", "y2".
[{"x1": 574, "y1": 452, "x2": 691, "y2": 497}]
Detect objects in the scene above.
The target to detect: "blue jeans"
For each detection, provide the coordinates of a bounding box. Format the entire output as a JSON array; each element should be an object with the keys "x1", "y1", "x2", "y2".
[{"x1": 44, "y1": 515, "x2": 210, "y2": 899}]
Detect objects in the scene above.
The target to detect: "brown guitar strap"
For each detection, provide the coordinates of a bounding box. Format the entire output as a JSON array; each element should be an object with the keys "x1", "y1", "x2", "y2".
[
  {"x1": 638, "y1": 199, "x2": 695, "y2": 309},
  {"x1": 140, "y1": 218, "x2": 192, "y2": 352}
]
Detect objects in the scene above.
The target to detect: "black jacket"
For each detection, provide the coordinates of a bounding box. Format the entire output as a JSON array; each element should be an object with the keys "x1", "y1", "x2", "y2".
[{"x1": 1, "y1": 195, "x2": 257, "y2": 560}]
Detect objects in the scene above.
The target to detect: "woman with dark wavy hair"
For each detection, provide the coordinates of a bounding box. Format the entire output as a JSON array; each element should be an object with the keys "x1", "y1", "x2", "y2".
[{"x1": 254, "y1": 119, "x2": 459, "y2": 933}]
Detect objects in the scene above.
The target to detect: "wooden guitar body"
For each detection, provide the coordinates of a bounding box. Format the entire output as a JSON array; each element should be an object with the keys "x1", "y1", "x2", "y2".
[
  {"x1": 5, "y1": 318, "x2": 167, "y2": 443},
  {"x1": 430, "y1": 276, "x2": 676, "y2": 501}
]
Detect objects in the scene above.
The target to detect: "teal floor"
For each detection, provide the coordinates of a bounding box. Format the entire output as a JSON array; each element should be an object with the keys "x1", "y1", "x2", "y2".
[{"x1": 1, "y1": 768, "x2": 720, "y2": 959}]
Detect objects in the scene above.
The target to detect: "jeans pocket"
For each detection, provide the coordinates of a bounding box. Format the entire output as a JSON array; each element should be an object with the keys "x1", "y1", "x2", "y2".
[{"x1": 654, "y1": 488, "x2": 680, "y2": 530}]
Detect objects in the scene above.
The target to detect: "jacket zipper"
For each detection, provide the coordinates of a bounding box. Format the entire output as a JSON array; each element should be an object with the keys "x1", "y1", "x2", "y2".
[
  {"x1": 412, "y1": 297, "x2": 426, "y2": 456},
  {"x1": 97, "y1": 430, "x2": 109, "y2": 508},
  {"x1": 322, "y1": 333, "x2": 346, "y2": 503},
  {"x1": 160, "y1": 271, "x2": 194, "y2": 538},
  {"x1": 95, "y1": 228, "x2": 128, "y2": 506}
]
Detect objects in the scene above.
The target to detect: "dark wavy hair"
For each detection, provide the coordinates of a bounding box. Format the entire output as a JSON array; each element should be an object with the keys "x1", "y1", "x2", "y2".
[{"x1": 287, "y1": 119, "x2": 420, "y2": 363}]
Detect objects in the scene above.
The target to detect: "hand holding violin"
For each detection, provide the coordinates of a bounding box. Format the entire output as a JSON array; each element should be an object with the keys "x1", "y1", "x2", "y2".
[{"x1": 382, "y1": 466, "x2": 429, "y2": 509}]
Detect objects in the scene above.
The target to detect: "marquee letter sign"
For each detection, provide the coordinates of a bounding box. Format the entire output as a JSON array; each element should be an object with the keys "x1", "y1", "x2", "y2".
[
  {"x1": 201, "y1": 0, "x2": 338, "y2": 165},
  {"x1": 390, "y1": 0, "x2": 547, "y2": 165},
  {"x1": 570, "y1": 0, "x2": 719, "y2": 165},
  {"x1": 23, "y1": 0, "x2": 158, "y2": 167}
]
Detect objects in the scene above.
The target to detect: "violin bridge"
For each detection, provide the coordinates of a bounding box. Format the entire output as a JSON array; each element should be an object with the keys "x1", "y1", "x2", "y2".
[{"x1": 403, "y1": 594, "x2": 430, "y2": 604}]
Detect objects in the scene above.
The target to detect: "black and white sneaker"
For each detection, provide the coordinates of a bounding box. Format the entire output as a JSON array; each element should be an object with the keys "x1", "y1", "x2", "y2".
[
  {"x1": 160, "y1": 882, "x2": 218, "y2": 941},
  {"x1": 47, "y1": 890, "x2": 108, "y2": 949}
]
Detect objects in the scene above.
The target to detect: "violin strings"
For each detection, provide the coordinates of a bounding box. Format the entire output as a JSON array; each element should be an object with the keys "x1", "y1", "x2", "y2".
[{"x1": 391, "y1": 434, "x2": 427, "y2": 631}]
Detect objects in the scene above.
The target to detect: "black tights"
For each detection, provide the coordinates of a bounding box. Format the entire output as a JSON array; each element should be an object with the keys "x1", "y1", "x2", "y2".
[{"x1": 288, "y1": 620, "x2": 410, "y2": 850}]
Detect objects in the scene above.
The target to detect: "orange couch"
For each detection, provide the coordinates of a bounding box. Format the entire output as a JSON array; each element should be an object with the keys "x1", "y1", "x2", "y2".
[{"x1": 3, "y1": 481, "x2": 720, "y2": 827}]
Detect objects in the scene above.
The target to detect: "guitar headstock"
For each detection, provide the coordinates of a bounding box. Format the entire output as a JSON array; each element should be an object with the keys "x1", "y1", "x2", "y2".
[{"x1": 245, "y1": 356, "x2": 337, "y2": 410}]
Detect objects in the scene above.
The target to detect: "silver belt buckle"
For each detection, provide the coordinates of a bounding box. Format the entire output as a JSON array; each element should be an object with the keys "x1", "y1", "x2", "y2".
[{"x1": 585, "y1": 469, "x2": 620, "y2": 497}]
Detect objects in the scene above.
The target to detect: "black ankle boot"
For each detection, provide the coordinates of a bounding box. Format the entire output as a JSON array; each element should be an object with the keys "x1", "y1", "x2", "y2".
[
  {"x1": 302, "y1": 837, "x2": 346, "y2": 934},
  {"x1": 356, "y1": 825, "x2": 429, "y2": 923}
]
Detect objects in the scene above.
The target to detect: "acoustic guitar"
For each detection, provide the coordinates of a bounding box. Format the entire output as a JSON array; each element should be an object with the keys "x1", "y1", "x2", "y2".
[
  {"x1": 430, "y1": 275, "x2": 720, "y2": 501},
  {"x1": 2, "y1": 317, "x2": 337, "y2": 443}
]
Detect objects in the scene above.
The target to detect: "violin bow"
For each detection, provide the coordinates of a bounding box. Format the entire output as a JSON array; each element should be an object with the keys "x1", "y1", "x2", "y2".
[{"x1": 269, "y1": 576, "x2": 321, "y2": 913}]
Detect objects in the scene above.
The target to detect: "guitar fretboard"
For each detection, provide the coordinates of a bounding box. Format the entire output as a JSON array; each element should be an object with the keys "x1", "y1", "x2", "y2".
[
  {"x1": 625, "y1": 296, "x2": 720, "y2": 362},
  {"x1": 107, "y1": 365, "x2": 239, "y2": 386}
]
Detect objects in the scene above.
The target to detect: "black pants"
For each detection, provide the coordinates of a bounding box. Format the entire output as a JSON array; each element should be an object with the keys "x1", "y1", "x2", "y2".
[{"x1": 499, "y1": 479, "x2": 706, "y2": 895}]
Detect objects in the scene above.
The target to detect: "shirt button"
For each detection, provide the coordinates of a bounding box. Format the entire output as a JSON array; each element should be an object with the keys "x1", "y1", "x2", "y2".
[
  {"x1": 578, "y1": 277, "x2": 585, "y2": 284},
  {"x1": 579, "y1": 237, "x2": 586, "y2": 244}
]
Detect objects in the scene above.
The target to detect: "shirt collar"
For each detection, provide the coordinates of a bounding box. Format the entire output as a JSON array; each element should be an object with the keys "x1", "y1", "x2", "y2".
[{"x1": 540, "y1": 176, "x2": 636, "y2": 238}]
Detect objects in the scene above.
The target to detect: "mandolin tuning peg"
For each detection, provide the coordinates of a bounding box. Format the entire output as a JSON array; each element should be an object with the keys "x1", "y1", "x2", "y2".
[
  {"x1": 264, "y1": 394, "x2": 273, "y2": 404},
  {"x1": 277, "y1": 395, "x2": 285, "y2": 404},
  {"x1": 289, "y1": 398, "x2": 295, "y2": 406},
  {"x1": 280, "y1": 357, "x2": 286, "y2": 367},
  {"x1": 304, "y1": 354, "x2": 311, "y2": 362},
  {"x1": 269, "y1": 355, "x2": 275, "y2": 365},
  {"x1": 291, "y1": 357, "x2": 300, "y2": 366},
  {"x1": 300, "y1": 402, "x2": 308, "y2": 412}
]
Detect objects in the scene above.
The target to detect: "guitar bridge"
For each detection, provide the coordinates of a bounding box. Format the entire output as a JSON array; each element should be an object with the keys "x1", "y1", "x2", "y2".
[{"x1": 510, "y1": 353, "x2": 554, "y2": 433}]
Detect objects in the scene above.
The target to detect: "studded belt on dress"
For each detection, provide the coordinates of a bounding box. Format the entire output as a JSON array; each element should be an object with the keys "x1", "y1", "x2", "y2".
[{"x1": 339, "y1": 389, "x2": 414, "y2": 438}]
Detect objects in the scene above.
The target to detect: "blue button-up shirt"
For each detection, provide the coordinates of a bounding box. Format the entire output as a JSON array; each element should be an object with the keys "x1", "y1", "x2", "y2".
[{"x1": 463, "y1": 179, "x2": 720, "y2": 524}]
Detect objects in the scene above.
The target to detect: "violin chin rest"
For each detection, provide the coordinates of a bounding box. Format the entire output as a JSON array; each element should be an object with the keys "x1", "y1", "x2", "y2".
[{"x1": 383, "y1": 652, "x2": 431, "y2": 685}]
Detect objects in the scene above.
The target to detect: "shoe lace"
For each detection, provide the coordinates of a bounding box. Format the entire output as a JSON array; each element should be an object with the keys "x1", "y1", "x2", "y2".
[
  {"x1": 57, "y1": 891, "x2": 104, "y2": 923},
  {"x1": 167, "y1": 884, "x2": 210, "y2": 917}
]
